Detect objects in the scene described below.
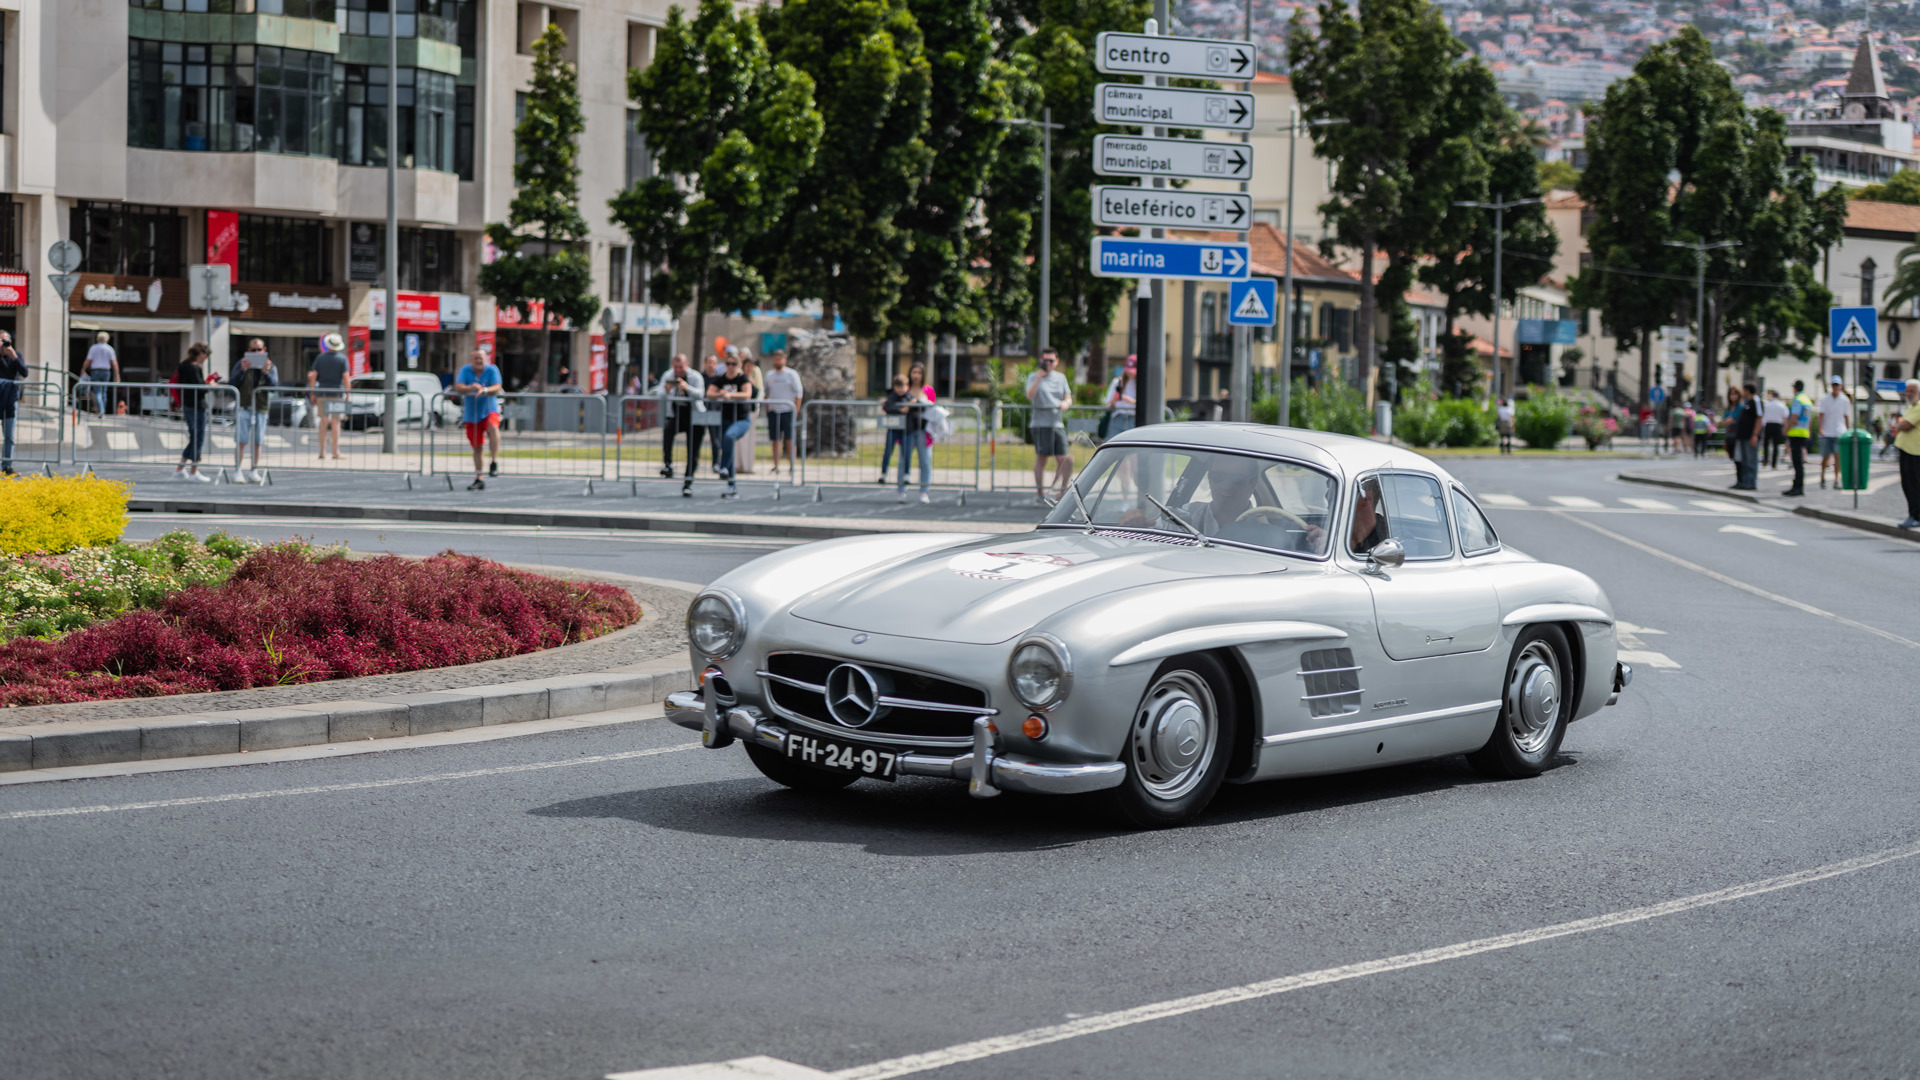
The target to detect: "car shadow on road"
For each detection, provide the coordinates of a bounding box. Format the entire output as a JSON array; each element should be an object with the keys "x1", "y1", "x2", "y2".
[{"x1": 529, "y1": 752, "x2": 1577, "y2": 855}]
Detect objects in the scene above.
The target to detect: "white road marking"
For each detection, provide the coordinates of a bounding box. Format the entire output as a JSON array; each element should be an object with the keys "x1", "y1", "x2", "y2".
[
  {"x1": 126, "y1": 515, "x2": 803, "y2": 549},
  {"x1": 1618, "y1": 497, "x2": 1677, "y2": 511},
  {"x1": 1553, "y1": 511, "x2": 1920, "y2": 651},
  {"x1": 614, "y1": 839, "x2": 1920, "y2": 1080},
  {"x1": 1613, "y1": 621, "x2": 1665, "y2": 635},
  {"x1": 1548, "y1": 495, "x2": 1604, "y2": 509},
  {"x1": 1478, "y1": 494, "x2": 1529, "y2": 507},
  {"x1": 0, "y1": 742, "x2": 698, "y2": 821},
  {"x1": 1614, "y1": 621, "x2": 1680, "y2": 670},
  {"x1": 1719, "y1": 523, "x2": 1796, "y2": 546},
  {"x1": 1687, "y1": 498, "x2": 1757, "y2": 514}
]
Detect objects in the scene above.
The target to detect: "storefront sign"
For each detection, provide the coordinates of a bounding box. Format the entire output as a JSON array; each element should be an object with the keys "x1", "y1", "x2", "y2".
[
  {"x1": 440, "y1": 294, "x2": 472, "y2": 331},
  {"x1": 348, "y1": 326, "x2": 372, "y2": 377},
  {"x1": 350, "y1": 223, "x2": 380, "y2": 281},
  {"x1": 0, "y1": 272, "x2": 32, "y2": 307},
  {"x1": 206, "y1": 210, "x2": 240, "y2": 277},
  {"x1": 263, "y1": 289, "x2": 347, "y2": 314},
  {"x1": 368, "y1": 291, "x2": 448, "y2": 332},
  {"x1": 495, "y1": 299, "x2": 572, "y2": 331},
  {"x1": 70, "y1": 275, "x2": 195, "y2": 317},
  {"x1": 589, "y1": 334, "x2": 608, "y2": 393}
]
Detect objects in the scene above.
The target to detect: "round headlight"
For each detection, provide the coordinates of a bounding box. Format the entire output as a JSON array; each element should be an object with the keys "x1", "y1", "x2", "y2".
[
  {"x1": 1009, "y1": 636, "x2": 1072, "y2": 710},
  {"x1": 687, "y1": 591, "x2": 744, "y2": 659}
]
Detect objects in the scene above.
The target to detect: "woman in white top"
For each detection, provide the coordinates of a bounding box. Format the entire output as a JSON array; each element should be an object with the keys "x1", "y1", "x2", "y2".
[{"x1": 85, "y1": 331, "x2": 120, "y2": 414}]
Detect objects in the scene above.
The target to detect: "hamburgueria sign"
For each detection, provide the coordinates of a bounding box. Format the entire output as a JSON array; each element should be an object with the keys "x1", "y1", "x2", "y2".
[
  {"x1": 266, "y1": 290, "x2": 346, "y2": 313},
  {"x1": 67, "y1": 274, "x2": 349, "y2": 322}
]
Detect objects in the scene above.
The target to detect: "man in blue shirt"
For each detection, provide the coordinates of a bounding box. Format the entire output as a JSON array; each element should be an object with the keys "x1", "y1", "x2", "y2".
[{"x1": 453, "y1": 349, "x2": 502, "y2": 490}]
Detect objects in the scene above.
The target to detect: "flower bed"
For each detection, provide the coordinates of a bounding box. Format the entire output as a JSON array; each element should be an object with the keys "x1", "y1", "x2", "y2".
[
  {"x1": 0, "y1": 548, "x2": 641, "y2": 707},
  {"x1": 0, "y1": 474, "x2": 130, "y2": 556},
  {"x1": 1, "y1": 530, "x2": 265, "y2": 641}
]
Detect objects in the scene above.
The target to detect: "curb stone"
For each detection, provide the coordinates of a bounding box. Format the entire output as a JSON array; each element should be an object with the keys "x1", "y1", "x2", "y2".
[
  {"x1": 0, "y1": 655, "x2": 692, "y2": 773},
  {"x1": 1616, "y1": 471, "x2": 1920, "y2": 544}
]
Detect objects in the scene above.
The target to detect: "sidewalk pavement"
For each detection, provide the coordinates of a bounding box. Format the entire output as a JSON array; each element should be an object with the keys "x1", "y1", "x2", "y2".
[{"x1": 1618, "y1": 450, "x2": 1918, "y2": 542}]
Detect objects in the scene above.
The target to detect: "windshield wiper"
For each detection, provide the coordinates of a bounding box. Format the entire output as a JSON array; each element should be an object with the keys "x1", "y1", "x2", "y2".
[
  {"x1": 1145, "y1": 493, "x2": 1211, "y2": 547},
  {"x1": 1065, "y1": 480, "x2": 1095, "y2": 533}
]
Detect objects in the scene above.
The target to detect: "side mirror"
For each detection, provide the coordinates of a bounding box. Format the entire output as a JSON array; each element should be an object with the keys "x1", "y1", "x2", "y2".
[{"x1": 1366, "y1": 537, "x2": 1406, "y2": 571}]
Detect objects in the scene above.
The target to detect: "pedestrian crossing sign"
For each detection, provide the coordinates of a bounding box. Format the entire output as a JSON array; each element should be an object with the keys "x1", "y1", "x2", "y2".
[
  {"x1": 1829, "y1": 306, "x2": 1877, "y2": 353},
  {"x1": 1228, "y1": 278, "x2": 1277, "y2": 326}
]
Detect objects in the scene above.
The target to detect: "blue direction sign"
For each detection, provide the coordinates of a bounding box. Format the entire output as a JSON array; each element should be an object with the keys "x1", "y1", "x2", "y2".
[
  {"x1": 1090, "y1": 236, "x2": 1249, "y2": 281},
  {"x1": 1829, "y1": 306, "x2": 1878, "y2": 353},
  {"x1": 1877, "y1": 378, "x2": 1908, "y2": 394},
  {"x1": 1227, "y1": 278, "x2": 1277, "y2": 326},
  {"x1": 1649, "y1": 385, "x2": 1666, "y2": 405}
]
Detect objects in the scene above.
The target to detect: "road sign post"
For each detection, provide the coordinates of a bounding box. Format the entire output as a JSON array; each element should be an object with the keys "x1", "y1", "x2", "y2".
[
  {"x1": 1227, "y1": 279, "x2": 1277, "y2": 326},
  {"x1": 1096, "y1": 84, "x2": 1255, "y2": 131},
  {"x1": 1093, "y1": 135, "x2": 1252, "y2": 182},
  {"x1": 1091, "y1": 237, "x2": 1249, "y2": 282},
  {"x1": 1094, "y1": 32, "x2": 1255, "y2": 79},
  {"x1": 1091, "y1": 185, "x2": 1250, "y2": 231},
  {"x1": 1830, "y1": 305, "x2": 1879, "y2": 443}
]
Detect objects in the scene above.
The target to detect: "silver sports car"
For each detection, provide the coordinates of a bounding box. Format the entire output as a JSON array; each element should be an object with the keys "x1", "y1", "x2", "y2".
[{"x1": 667, "y1": 423, "x2": 1631, "y2": 826}]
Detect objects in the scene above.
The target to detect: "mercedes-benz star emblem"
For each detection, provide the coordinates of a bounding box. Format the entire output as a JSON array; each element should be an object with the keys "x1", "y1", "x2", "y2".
[
  {"x1": 851, "y1": 633, "x2": 869, "y2": 645},
  {"x1": 825, "y1": 663, "x2": 882, "y2": 728}
]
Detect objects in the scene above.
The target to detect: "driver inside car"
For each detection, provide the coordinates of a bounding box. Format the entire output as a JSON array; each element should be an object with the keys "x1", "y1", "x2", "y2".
[{"x1": 1121, "y1": 457, "x2": 1325, "y2": 551}]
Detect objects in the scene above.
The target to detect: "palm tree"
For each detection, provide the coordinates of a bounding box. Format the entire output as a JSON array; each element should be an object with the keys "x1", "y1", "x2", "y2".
[{"x1": 1878, "y1": 236, "x2": 1920, "y2": 317}]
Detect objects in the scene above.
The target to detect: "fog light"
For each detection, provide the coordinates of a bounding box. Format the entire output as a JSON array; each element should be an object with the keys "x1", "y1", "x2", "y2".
[{"x1": 1022, "y1": 715, "x2": 1048, "y2": 740}]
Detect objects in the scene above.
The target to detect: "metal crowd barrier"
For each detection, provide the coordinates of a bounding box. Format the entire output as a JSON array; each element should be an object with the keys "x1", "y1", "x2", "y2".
[
  {"x1": 610, "y1": 395, "x2": 800, "y2": 492},
  {"x1": 65, "y1": 380, "x2": 432, "y2": 481},
  {"x1": 427, "y1": 391, "x2": 607, "y2": 483},
  {"x1": 990, "y1": 403, "x2": 1120, "y2": 493},
  {"x1": 4, "y1": 370, "x2": 68, "y2": 471},
  {"x1": 797, "y1": 398, "x2": 983, "y2": 492}
]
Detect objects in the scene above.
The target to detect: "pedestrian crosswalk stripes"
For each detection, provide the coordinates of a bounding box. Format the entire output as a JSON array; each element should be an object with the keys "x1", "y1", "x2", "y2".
[
  {"x1": 1548, "y1": 495, "x2": 1605, "y2": 508},
  {"x1": 1471, "y1": 493, "x2": 1770, "y2": 516},
  {"x1": 1478, "y1": 494, "x2": 1530, "y2": 508},
  {"x1": 1618, "y1": 497, "x2": 1678, "y2": 511}
]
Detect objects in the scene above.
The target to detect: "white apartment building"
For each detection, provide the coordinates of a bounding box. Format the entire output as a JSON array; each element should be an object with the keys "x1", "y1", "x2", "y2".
[{"x1": 1, "y1": 0, "x2": 676, "y2": 394}]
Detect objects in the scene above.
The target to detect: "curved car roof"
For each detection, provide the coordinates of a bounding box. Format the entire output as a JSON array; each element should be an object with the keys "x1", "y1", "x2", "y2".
[{"x1": 1104, "y1": 421, "x2": 1460, "y2": 485}]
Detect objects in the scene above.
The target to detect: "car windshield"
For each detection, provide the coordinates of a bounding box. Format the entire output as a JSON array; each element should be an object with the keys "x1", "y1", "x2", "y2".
[{"x1": 1041, "y1": 446, "x2": 1339, "y2": 556}]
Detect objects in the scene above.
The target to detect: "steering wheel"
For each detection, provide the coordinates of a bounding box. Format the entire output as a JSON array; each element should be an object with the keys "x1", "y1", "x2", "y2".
[{"x1": 1235, "y1": 505, "x2": 1312, "y2": 532}]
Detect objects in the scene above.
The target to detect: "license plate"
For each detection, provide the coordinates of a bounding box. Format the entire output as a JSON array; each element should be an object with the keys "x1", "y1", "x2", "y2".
[{"x1": 784, "y1": 732, "x2": 898, "y2": 781}]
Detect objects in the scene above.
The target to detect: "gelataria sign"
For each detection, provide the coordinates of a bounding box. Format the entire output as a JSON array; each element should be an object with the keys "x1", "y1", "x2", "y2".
[{"x1": 83, "y1": 283, "x2": 147, "y2": 305}]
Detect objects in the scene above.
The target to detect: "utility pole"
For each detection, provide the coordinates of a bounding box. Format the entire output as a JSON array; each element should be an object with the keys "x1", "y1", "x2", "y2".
[
  {"x1": 382, "y1": 0, "x2": 399, "y2": 454},
  {"x1": 1145, "y1": 0, "x2": 1169, "y2": 428},
  {"x1": 996, "y1": 109, "x2": 1062, "y2": 364},
  {"x1": 1455, "y1": 196, "x2": 1541, "y2": 405},
  {"x1": 1664, "y1": 237, "x2": 1740, "y2": 405},
  {"x1": 1279, "y1": 112, "x2": 1346, "y2": 427},
  {"x1": 1228, "y1": 0, "x2": 1253, "y2": 422}
]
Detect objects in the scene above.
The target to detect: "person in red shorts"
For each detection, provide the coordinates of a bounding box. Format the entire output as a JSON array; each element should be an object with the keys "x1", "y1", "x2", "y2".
[{"x1": 453, "y1": 349, "x2": 502, "y2": 490}]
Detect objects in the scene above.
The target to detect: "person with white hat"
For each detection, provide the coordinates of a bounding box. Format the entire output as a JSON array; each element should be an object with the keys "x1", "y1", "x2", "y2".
[
  {"x1": 308, "y1": 332, "x2": 350, "y2": 461},
  {"x1": 1816, "y1": 373, "x2": 1851, "y2": 489}
]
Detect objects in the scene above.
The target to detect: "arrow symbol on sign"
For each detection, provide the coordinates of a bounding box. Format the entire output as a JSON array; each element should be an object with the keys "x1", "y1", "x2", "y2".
[
  {"x1": 1222, "y1": 248, "x2": 1246, "y2": 276},
  {"x1": 1225, "y1": 202, "x2": 1246, "y2": 224},
  {"x1": 1718, "y1": 524, "x2": 1796, "y2": 546},
  {"x1": 1231, "y1": 50, "x2": 1250, "y2": 73},
  {"x1": 1226, "y1": 99, "x2": 1248, "y2": 123},
  {"x1": 1227, "y1": 149, "x2": 1247, "y2": 173}
]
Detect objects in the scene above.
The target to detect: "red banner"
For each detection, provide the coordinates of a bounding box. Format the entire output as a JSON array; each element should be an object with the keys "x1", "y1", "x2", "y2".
[
  {"x1": 588, "y1": 334, "x2": 608, "y2": 392},
  {"x1": 396, "y1": 293, "x2": 441, "y2": 332},
  {"x1": 348, "y1": 326, "x2": 372, "y2": 377},
  {"x1": 206, "y1": 210, "x2": 239, "y2": 276},
  {"x1": 494, "y1": 299, "x2": 572, "y2": 331},
  {"x1": 0, "y1": 272, "x2": 28, "y2": 307},
  {"x1": 474, "y1": 329, "x2": 496, "y2": 361}
]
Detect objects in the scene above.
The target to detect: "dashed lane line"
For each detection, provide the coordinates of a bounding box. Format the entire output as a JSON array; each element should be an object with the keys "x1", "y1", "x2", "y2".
[
  {"x1": 0, "y1": 742, "x2": 700, "y2": 822},
  {"x1": 1551, "y1": 511, "x2": 1920, "y2": 652},
  {"x1": 611, "y1": 838, "x2": 1920, "y2": 1080},
  {"x1": 1618, "y1": 497, "x2": 1677, "y2": 511}
]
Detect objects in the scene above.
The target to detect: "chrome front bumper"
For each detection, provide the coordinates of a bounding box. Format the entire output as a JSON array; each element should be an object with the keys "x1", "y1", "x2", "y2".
[
  {"x1": 664, "y1": 690, "x2": 1125, "y2": 798},
  {"x1": 1606, "y1": 661, "x2": 1634, "y2": 706}
]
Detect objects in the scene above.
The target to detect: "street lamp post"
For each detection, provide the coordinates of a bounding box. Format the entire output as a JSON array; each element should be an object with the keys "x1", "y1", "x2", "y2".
[
  {"x1": 1279, "y1": 114, "x2": 1347, "y2": 428},
  {"x1": 1454, "y1": 196, "x2": 1542, "y2": 405},
  {"x1": 1663, "y1": 238, "x2": 1741, "y2": 405},
  {"x1": 997, "y1": 110, "x2": 1063, "y2": 361},
  {"x1": 381, "y1": 0, "x2": 399, "y2": 454}
]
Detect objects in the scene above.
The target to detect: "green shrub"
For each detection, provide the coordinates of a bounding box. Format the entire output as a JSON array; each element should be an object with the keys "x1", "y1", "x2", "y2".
[
  {"x1": 1433, "y1": 398, "x2": 1497, "y2": 447},
  {"x1": 1514, "y1": 391, "x2": 1575, "y2": 449},
  {"x1": 1251, "y1": 378, "x2": 1372, "y2": 436},
  {"x1": 0, "y1": 474, "x2": 130, "y2": 555}
]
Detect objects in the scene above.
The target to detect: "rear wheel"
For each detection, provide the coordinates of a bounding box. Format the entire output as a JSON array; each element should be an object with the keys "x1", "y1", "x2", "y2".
[
  {"x1": 1467, "y1": 625, "x2": 1571, "y2": 779},
  {"x1": 743, "y1": 741, "x2": 861, "y2": 792},
  {"x1": 1105, "y1": 653, "x2": 1238, "y2": 828}
]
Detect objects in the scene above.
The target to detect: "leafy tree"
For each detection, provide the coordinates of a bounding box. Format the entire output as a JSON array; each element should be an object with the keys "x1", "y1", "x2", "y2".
[
  {"x1": 479, "y1": 24, "x2": 600, "y2": 392},
  {"x1": 757, "y1": 0, "x2": 933, "y2": 340},
  {"x1": 611, "y1": 0, "x2": 822, "y2": 364},
  {"x1": 1538, "y1": 159, "x2": 1581, "y2": 191},
  {"x1": 1848, "y1": 169, "x2": 1920, "y2": 204},
  {"x1": 1289, "y1": 0, "x2": 1492, "y2": 401},
  {"x1": 974, "y1": 51, "x2": 1045, "y2": 364}
]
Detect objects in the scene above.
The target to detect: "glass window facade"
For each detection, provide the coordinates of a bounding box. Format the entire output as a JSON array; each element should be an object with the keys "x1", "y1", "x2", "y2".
[
  {"x1": 70, "y1": 203, "x2": 186, "y2": 278},
  {"x1": 336, "y1": 65, "x2": 454, "y2": 171},
  {"x1": 127, "y1": 2, "x2": 338, "y2": 16},
  {"x1": 339, "y1": 0, "x2": 463, "y2": 46},
  {"x1": 238, "y1": 215, "x2": 333, "y2": 285},
  {"x1": 128, "y1": 40, "x2": 333, "y2": 155}
]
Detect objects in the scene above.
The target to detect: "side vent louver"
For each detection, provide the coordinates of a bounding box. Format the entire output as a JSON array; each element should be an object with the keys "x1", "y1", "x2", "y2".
[{"x1": 1298, "y1": 647, "x2": 1363, "y2": 719}]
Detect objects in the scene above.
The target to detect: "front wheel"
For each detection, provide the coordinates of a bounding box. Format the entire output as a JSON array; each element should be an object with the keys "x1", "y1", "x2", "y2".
[
  {"x1": 1467, "y1": 625, "x2": 1571, "y2": 779},
  {"x1": 1105, "y1": 653, "x2": 1239, "y2": 828},
  {"x1": 743, "y1": 741, "x2": 861, "y2": 792}
]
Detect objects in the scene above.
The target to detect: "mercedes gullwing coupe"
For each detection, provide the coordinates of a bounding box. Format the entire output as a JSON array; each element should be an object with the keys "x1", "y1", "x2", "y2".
[{"x1": 666, "y1": 423, "x2": 1631, "y2": 827}]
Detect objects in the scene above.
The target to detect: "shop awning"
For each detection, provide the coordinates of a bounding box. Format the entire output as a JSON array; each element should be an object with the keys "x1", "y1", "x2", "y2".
[
  {"x1": 228, "y1": 321, "x2": 340, "y2": 338},
  {"x1": 69, "y1": 314, "x2": 195, "y2": 334}
]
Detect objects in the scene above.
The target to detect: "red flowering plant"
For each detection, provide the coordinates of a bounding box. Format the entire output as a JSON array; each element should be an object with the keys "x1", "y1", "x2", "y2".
[
  {"x1": 1571, "y1": 405, "x2": 1620, "y2": 450},
  {"x1": 0, "y1": 547, "x2": 640, "y2": 707}
]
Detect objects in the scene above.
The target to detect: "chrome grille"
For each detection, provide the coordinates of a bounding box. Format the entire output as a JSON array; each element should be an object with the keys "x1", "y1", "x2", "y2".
[
  {"x1": 759, "y1": 652, "x2": 992, "y2": 743},
  {"x1": 1089, "y1": 528, "x2": 1201, "y2": 546},
  {"x1": 1298, "y1": 647, "x2": 1362, "y2": 719}
]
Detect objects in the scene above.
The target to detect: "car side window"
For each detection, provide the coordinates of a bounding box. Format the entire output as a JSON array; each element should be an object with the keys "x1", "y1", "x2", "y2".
[
  {"x1": 1378, "y1": 473, "x2": 1453, "y2": 560},
  {"x1": 1452, "y1": 488, "x2": 1500, "y2": 555}
]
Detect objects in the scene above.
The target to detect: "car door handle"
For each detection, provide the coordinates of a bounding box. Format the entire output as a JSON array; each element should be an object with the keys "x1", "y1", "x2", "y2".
[{"x1": 1425, "y1": 634, "x2": 1454, "y2": 644}]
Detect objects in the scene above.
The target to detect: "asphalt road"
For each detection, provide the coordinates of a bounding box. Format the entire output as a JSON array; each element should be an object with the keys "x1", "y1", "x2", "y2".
[{"x1": 5, "y1": 457, "x2": 1918, "y2": 1080}]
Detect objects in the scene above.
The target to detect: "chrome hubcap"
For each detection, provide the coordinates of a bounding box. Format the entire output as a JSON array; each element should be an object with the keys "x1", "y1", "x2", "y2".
[
  {"x1": 1131, "y1": 672, "x2": 1217, "y2": 800},
  {"x1": 1506, "y1": 641, "x2": 1561, "y2": 756}
]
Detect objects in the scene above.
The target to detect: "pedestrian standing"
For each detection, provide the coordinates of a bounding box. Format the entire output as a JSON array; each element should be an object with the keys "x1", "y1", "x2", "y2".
[
  {"x1": 308, "y1": 332, "x2": 349, "y2": 461},
  {"x1": 1106, "y1": 356, "x2": 1138, "y2": 438},
  {"x1": 737, "y1": 350, "x2": 763, "y2": 475},
  {"x1": 655, "y1": 353, "x2": 705, "y2": 495},
  {"x1": 172, "y1": 343, "x2": 212, "y2": 482},
  {"x1": 881, "y1": 374, "x2": 931, "y2": 503},
  {"x1": 1761, "y1": 388, "x2": 1788, "y2": 468},
  {"x1": 701, "y1": 353, "x2": 723, "y2": 475},
  {"x1": 905, "y1": 362, "x2": 936, "y2": 501},
  {"x1": 1496, "y1": 397, "x2": 1515, "y2": 454},
  {"x1": 453, "y1": 349, "x2": 503, "y2": 490},
  {"x1": 84, "y1": 332, "x2": 120, "y2": 415},
  {"x1": 1782, "y1": 379, "x2": 1813, "y2": 497},
  {"x1": 709, "y1": 352, "x2": 753, "y2": 499},
  {"x1": 1817, "y1": 374, "x2": 1851, "y2": 488},
  {"x1": 228, "y1": 337, "x2": 277, "y2": 483},
  {"x1": 1731, "y1": 384, "x2": 1761, "y2": 491},
  {"x1": 1676, "y1": 402, "x2": 1695, "y2": 456},
  {"x1": 0, "y1": 331, "x2": 27, "y2": 476},
  {"x1": 1026, "y1": 348, "x2": 1073, "y2": 507},
  {"x1": 761, "y1": 350, "x2": 803, "y2": 478},
  {"x1": 1893, "y1": 379, "x2": 1920, "y2": 529}
]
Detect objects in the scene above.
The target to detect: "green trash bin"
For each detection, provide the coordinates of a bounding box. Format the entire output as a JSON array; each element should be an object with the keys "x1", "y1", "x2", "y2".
[{"x1": 1838, "y1": 427, "x2": 1873, "y2": 490}]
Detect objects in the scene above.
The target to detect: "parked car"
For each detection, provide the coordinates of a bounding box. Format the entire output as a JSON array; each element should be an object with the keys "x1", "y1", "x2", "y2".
[
  {"x1": 667, "y1": 423, "x2": 1631, "y2": 827},
  {"x1": 342, "y1": 373, "x2": 461, "y2": 430}
]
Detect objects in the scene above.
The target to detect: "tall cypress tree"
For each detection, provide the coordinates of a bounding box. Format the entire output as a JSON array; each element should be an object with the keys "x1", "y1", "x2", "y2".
[{"x1": 479, "y1": 24, "x2": 599, "y2": 392}]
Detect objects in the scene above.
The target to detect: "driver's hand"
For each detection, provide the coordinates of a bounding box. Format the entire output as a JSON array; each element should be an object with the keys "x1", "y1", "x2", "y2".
[{"x1": 1303, "y1": 524, "x2": 1326, "y2": 547}]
